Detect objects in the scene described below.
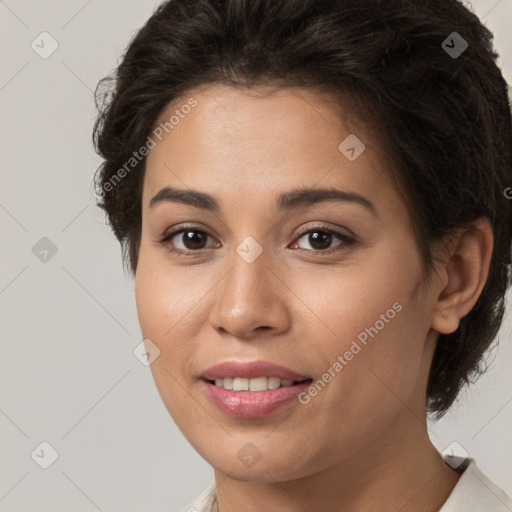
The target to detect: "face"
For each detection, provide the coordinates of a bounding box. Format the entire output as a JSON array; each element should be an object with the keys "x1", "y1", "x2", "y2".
[{"x1": 135, "y1": 84, "x2": 439, "y2": 481}]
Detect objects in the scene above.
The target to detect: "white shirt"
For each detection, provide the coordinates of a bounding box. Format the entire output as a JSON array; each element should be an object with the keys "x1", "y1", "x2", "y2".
[{"x1": 179, "y1": 458, "x2": 512, "y2": 512}]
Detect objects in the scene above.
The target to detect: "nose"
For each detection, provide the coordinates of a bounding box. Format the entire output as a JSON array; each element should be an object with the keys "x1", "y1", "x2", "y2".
[{"x1": 208, "y1": 244, "x2": 291, "y2": 339}]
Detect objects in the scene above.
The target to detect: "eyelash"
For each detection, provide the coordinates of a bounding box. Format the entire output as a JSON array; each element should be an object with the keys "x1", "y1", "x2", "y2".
[{"x1": 156, "y1": 223, "x2": 355, "y2": 257}]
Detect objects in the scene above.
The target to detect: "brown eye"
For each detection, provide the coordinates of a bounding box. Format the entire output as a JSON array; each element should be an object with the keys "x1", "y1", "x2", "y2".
[
  {"x1": 292, "y1": 228, "x2": 354, "y2": 252},
  {"x1": 303, "y1": 231, "x2": 333, "y2": 250},
  {"x1": 158, "y1": 227, "x2": 219, "y2": 255},
  {"x1": 178, "y1": 230, "x2": 209, "y2": 250}
]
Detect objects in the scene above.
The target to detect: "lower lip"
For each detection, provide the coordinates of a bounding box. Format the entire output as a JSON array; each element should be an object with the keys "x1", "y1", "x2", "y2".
[{"x1": 201, "y1": 380, "x2": 312, "y2": 418}]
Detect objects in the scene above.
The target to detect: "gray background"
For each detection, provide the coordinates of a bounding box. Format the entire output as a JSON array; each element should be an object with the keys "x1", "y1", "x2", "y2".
[{"x1": 0, "y1": 1, "x2": 511, "y2": 511}]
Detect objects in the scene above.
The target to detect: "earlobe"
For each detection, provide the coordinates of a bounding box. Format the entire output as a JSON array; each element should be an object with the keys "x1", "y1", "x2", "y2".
[{"x1": 431, "y1": 217, "x2": 493, "y2": 335}]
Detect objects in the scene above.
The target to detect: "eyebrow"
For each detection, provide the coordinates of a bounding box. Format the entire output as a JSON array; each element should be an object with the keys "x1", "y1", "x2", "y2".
[{"x1": 149, "y1": 186, "x2": 378, "y2": 216}]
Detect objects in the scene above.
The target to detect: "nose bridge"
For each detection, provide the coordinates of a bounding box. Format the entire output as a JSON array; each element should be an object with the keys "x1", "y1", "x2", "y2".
[
  {"x1": 210, "y1": 236, "x2": 290, "y2": 337},
  {"x1": 224, "y1": 238, "x2": 273, "y2": 310}
]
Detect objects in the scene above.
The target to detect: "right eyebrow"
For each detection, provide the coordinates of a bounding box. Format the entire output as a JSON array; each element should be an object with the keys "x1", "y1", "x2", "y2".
[{"x1": 149, "y1": 187, "x2": 220, "y2": 212}]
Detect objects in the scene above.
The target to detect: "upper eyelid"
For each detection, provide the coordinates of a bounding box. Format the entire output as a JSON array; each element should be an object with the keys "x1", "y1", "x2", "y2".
[
  {"x1": 295, "y1": 224, "x2": 353, "y2": 238},
  {"x1": 161, "y1": 223, "x2": 349, "y2": 239}
]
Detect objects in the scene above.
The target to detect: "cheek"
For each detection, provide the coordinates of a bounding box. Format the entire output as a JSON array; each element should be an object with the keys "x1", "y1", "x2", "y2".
[
  {"x1": 135, "y1": 247, "x2": 204, "y2": 340},
  {"x1": 135, "y1": 250, "x2": 193, "y2": 382},
  {"x1": 135, "y1": 254, "x2": 202, "y2": 422},
  {"x1": 297, "y1": 247, "x2": 426, "y2": 414},
  {"x1": 291, "y1": 250, "x2": 415, "y2": 352}
]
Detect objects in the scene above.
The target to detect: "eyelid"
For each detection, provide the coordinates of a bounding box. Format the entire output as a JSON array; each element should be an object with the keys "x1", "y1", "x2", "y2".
[
  {"x1": 159, "y1": 223, "x2": 213, "y2": 241},
  {"x1": 294, "y1": 222, "x2": 356, "y2": 241}
]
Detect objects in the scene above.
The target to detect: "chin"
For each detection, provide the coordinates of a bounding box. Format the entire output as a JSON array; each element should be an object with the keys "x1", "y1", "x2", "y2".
[{"x1": 199, "y1": 443, "x2": 317, "y2": 483}]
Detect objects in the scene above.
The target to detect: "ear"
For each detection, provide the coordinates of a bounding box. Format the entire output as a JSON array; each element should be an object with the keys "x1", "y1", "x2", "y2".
[{"x1": 431, "y1": 217, "x2": 494, "y2": 335}]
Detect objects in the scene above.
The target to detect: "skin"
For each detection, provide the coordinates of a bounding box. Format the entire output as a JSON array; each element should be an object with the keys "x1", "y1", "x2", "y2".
[{"x1": 134, "y1": 83, "x2": 493, "y2": 512}]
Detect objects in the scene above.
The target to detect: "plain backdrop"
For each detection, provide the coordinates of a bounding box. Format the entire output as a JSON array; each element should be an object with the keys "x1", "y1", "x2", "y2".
[{"x1": 1, "y1": 1, "x2": 511, "y2": 511}]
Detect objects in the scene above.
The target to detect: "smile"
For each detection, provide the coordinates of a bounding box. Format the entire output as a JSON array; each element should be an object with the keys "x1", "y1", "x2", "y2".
[
  {"x1": 210, "y1": 376, "x2": 303, "y2": 391},
  {"x1": 199, "y1": 359, "x2": 313, "y2": 418}
]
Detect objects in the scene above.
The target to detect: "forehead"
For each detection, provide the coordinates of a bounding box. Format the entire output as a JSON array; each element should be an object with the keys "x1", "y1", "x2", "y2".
[{"x1": 143, "y1": 83, "x2": 393, "y2": 210}]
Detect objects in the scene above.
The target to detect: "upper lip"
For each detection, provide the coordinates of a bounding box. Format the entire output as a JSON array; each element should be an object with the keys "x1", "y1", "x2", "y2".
[{"x1": 200, "y1": 360, "x2": 311, "y2": 381}]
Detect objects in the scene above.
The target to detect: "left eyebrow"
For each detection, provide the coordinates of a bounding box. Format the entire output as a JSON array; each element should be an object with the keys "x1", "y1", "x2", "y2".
[
  {"x1": 277, "y1": 187, "x2": 378, "y2": 217},
  {"x1": 148, "y1": 186, "x2": 378, "y2": 217}
]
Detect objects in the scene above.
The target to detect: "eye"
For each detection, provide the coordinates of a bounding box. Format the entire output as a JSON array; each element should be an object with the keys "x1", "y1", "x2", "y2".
[
  {"x1": 290, "y1": 226, "x2": 355, "y2": 253},
  {"x1": 157, "y1": 227, "x2": 220, "y2": 255},
  {"x1": 156, "y1": 224, "x2": 355, "y2": 256}
]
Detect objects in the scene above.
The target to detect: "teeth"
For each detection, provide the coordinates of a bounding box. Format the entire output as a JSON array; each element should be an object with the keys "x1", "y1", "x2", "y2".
[
  {"x1": 212, "y1": 377, "x2": 298, "y2": 391},
  {"x1": 249, "y1": 377, "x2": 267, "y2": 391},
  {"x1": 233, "y1": 378, "x2": 249, "y2": 391},
  {"x1": 267, "y1": 377, "x2": 281, "y2": 389}
]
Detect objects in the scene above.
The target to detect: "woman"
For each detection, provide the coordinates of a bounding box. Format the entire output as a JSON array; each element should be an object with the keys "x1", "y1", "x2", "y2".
[{"x1": 93, "y1": 0, "x2": 512, "y2": 510}]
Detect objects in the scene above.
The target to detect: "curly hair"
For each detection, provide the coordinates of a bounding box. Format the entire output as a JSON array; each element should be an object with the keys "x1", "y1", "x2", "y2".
[{"x1": 92, "y1": 0, "x2": 512, "y2": 418}]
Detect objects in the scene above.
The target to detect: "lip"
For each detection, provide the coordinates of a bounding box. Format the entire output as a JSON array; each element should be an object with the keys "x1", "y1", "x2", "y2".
[
  {"x1": 199, "y1": 360, "x2": 312, "y2": 418},
  {"x1": 200, "y1": 360, "x2": 310, "y2": 381},
  {"x1": 201, "y1": 380, "x2": 312, "y2": 418}
]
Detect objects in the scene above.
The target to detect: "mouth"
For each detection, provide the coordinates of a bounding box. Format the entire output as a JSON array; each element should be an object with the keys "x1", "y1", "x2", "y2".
[{"x1": 199, "y1": 360, "x2": 313, "y2": 418}]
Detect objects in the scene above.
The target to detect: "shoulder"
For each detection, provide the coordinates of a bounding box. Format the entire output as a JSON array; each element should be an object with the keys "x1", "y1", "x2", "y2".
[
  {"x1": 177, "y1": 480, "x2": 217, "y2": 512},
  {"x1": 440, "y1": 458, "x2": 512, "y2": 512}
]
